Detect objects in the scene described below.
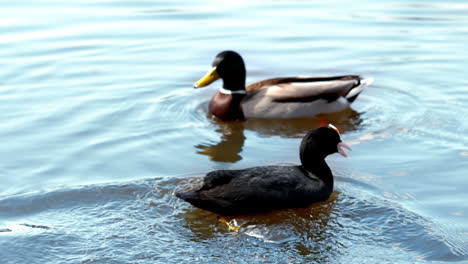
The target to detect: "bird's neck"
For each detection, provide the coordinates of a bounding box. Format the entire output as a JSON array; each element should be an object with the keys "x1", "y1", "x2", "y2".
[
  {"x1": 302, "y1": 158, "x2": 334, "y2": 190},
  {"x1": 222, "y1": 74, "x2": 246, "y2": 92},
  {"x1": 219, "y1": 87, "x2": 247, "y2": 95}
]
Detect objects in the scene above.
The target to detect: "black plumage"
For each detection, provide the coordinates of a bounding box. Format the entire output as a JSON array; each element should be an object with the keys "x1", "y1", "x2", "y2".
[{"x1": 176, "y1": 125, "x2": 351, "y2": 215}]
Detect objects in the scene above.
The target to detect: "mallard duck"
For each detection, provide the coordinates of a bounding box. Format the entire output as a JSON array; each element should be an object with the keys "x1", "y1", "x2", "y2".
[
  {"x1": 194, "y1": 51, "x2": 373, "y2": 120},
  {"x1": 176, "y1": 124, "x2": 351, "y2": 215}
]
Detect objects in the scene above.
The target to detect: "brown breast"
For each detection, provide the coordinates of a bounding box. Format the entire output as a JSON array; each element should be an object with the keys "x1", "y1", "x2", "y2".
[{"x1": 209, "y1": 91, "x2": 245, "y2": 121}]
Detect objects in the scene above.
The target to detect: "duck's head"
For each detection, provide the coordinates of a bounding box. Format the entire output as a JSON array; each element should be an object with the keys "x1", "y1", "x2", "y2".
[
  {"x1": 194, "y1": 51, "x2": 246, "y2": 91},
  {"x1": 300, "y1": 124, "x2": 352, "y2": 164}
]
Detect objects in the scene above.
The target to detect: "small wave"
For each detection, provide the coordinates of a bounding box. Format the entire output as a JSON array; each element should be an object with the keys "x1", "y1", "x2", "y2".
[
  {"x1": 0, "y1": 179, "x2": 155, "y2": 220},
  {"x1": 184, "y1": 186, "x2": 468, "y2": 262}
]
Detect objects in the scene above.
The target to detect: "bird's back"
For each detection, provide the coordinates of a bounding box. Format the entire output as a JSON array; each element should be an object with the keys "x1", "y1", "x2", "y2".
[
  {"x1": 242, "y1": 75, "x2": 369, "y2": 118},
  {"x1": 176, "y1": 165, "x2": 330, "y2": 215}
]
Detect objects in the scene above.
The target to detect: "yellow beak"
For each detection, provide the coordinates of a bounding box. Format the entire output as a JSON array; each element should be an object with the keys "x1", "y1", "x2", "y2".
[{"x1": 194, "y1": 66, "x2": 220, "y2": 88}]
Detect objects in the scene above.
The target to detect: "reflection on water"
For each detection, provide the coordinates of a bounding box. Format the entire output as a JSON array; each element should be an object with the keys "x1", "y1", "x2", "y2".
[
  {"x1": 1, "y1": 173, "x2": 466, "y2": 263},
  {"x1": 195, "y1": 108, "x2": 363, "y2": 162},
  {"x1": 177, "y1": 185, "x2": 339, "y2": 263},
  {"x1": 246, "y1": 108, "x2": 364, "y2": 137},
  {"x1": 195, "y1": 121, "x2": 246, "y2": 163},
  {"x1": 218, "y1": 193, "x2": 337, "y2": 242},
  {"x1": 176, "y1": 181, "x2": 468, "y2": 263},
  {"x1": 2, "y1": 0, "x2": 468, "y2": 262}
]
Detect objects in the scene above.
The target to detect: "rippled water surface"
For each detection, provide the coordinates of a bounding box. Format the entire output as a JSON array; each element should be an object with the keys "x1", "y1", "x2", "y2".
[{"x1": 1, "y1": 0, "x2": 468, "y2": 263}]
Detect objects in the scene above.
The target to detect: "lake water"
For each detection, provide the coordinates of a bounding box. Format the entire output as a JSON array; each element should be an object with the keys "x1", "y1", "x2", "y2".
[{"x1": 1, "y1": 0, "x2": 468, "y2": 263}]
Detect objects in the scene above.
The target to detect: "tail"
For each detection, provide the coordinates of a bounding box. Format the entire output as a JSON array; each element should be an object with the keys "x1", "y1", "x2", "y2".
[
  {"x1": 346, "y1": 77, "x2": 374, "y2": 103},
  {"x1": 175, "y1": 191, "x2": 234, "y2": 215},
  {"x1": 175, "y1": 191, "x2": 197, "y2": 202}
]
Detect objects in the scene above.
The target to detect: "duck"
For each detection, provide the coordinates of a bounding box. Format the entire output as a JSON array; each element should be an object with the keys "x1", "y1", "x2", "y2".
[
  {"x1": 176, "y1": 124, "x2": 351, "y2": 215},
  {"x1": 194, "y1": 50, "x2": 373, "y2": 121}
]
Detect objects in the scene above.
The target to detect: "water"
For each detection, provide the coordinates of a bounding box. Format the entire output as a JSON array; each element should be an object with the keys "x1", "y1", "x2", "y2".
[{"x1": 1, "y1": 0, "x2": 468, "y2": 263}]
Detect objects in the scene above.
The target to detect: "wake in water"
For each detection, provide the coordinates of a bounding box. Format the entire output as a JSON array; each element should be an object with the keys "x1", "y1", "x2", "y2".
[{"x1": 2, "y1": 176, "x2": 465, "y2": 263}]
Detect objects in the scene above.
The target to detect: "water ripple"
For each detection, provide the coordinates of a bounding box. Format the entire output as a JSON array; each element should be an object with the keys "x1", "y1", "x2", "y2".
[{"x1": 1, "y1": 0, "x2": 468, "y2": 263}]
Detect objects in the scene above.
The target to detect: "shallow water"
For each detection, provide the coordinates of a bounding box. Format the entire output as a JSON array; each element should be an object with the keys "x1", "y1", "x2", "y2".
[{"x1": 1, "y1": 0, "x2": 468, "y2": 263}]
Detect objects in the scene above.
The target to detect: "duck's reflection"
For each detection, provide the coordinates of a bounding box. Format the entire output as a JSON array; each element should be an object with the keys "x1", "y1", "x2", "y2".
[
  {"x1": 195, "y1": 121, "x2": 246, "y2": 163},
  {"x1": 179, "y1": 191, "x2": 340, "y2": 262},
  {"x1": 195, "y1": 108, "x2": 363, "y2": 163}
]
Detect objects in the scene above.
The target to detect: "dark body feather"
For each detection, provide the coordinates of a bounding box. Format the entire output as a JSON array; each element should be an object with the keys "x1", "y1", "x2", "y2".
[
  {"x1": 176, "y1": 165, "x2": 331, "y2": 215},
  {"x1": 176, "y1": 126, "x2": 345, "y2": 215}
]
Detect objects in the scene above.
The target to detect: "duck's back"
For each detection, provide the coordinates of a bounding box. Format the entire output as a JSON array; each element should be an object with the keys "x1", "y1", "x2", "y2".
[
  {"x1": 242, "y1": 75, "x2": 367, "y2": 118},
  {"x1": 176, "y1": 165, "x2": 331, "y2": 215}
]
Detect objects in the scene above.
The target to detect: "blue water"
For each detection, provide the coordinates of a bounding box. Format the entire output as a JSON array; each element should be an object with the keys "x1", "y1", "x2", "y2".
[{"x1": 1, "y1": 0, "x2": 468, "y2": 263}]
